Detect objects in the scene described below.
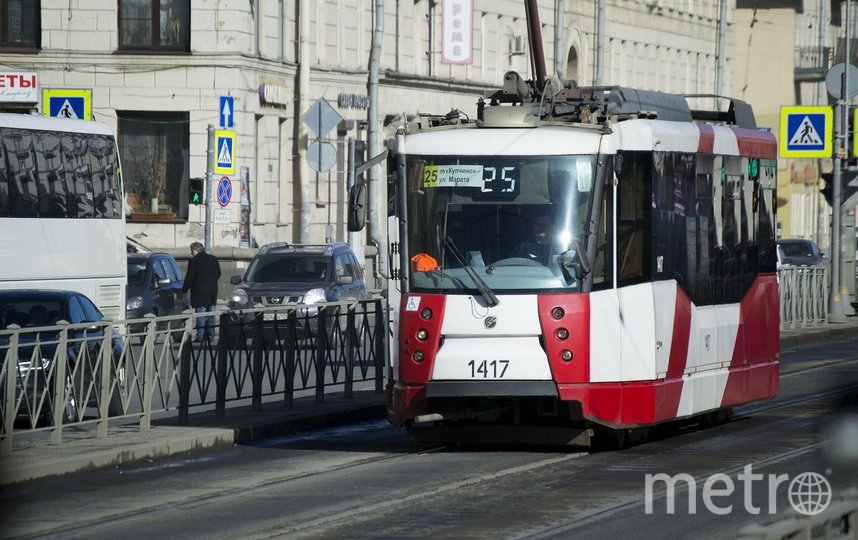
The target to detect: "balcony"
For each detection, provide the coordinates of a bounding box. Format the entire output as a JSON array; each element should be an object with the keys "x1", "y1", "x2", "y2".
[{"x1": 794, "y1": 46, "x2": 832, "y2": 82}]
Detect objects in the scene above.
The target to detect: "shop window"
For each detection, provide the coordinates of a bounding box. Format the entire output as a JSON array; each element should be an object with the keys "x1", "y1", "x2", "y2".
[{"x1": 118, "y1": 111, "x2": 190, "y2": 220}]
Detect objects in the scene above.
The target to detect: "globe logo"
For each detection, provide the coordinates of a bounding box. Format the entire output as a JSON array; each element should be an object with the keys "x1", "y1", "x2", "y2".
[{"x1": 788, "y1": 472, "x2": 832, "y2": 516}]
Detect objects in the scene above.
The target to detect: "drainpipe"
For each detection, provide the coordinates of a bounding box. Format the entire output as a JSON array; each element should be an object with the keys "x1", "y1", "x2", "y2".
[
  {"x1": 428, "y1": 1, "x2": 435, "y2": 77},
  {"x1": 715, "y1": 0, "x2": 726, "y2": 97},
  {"x1": 817, "y1": 0, "x2": 827, "y2": 247},
  {"x1": 555, "y1": 0, "x2": 565, "y2": 79},
  {"x1": 296, "y1": 0, "x2": 311, "y2": 242},
  {"x1": 596, "y1": 0, "x2": 605, "y2": 85},
  {"x1": 368, "y1": 0, "x2": 388, "y2": 283}
]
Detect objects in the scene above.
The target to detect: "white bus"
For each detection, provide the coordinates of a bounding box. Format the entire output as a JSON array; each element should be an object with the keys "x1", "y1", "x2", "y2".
[{"x1": 0, "y1": 113, "x2": 126, "y2": 320}]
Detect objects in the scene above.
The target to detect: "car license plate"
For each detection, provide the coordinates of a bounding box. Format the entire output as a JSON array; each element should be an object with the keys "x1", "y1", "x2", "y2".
[{"x1": 263, "y1": 312, "x2": 289, "y2": 321}]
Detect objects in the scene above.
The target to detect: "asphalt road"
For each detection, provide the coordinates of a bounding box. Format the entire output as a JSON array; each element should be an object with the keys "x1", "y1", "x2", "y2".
[{"x1": 2, "y1": 336, "x2": 857, "y2": 540}]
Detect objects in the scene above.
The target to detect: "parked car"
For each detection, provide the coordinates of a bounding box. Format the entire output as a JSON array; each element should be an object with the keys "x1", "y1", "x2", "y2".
[
  {"x1": 126, "y1": 252, "x2": 189, "y2": 339},
  {"x1": 227, "y1": 242, "x2": 368, "y2": 344},
  {"x1": 0, "y1": 289, "x2": 124, "y2": 424},
  {"x1": 777, "y1": 238, "x2": 827, "y2": 267}
]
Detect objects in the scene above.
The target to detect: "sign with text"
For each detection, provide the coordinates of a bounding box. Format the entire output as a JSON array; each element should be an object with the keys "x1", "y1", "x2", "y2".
[
  {"x1": 441, "y1": 0, "x2": 473, "y2": 64},
  {"x1": 0, "y1": 71, "x2": 38, "y2": 103}
]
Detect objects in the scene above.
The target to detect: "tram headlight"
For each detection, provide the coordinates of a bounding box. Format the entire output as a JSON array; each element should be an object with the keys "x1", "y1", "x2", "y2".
[
  {"x1": 556, "y1": 328, "x2": 569, "y2": 340},
  {"x1": 413, "y1": 350, "x2": 425, "y2": 362},
  {"x1": 416, "y1": 328, "x2": 429, "y2": 341},
  {"x1": 551, "y1": 307, "x2": 565, "y2": 320},
  {"x1": 560, "y1": 349, "x2": 573, "y2": 362},
  {"x1": 420, "y1": 307, "x2": 433, "y2": 320}
]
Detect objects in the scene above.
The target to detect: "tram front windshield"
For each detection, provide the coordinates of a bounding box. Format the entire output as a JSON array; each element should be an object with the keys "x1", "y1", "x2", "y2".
[{"x1": 405, "y1": 154, "x2": 597, "y2": 294}]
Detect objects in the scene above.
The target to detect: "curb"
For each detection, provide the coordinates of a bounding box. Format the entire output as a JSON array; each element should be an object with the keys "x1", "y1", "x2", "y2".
[
  {"x1": 1, "y1": 427, "x2": 235, "y2": 485},
  {"x1": 229, "y1": 404, "x2": 388, "y2": 444},
  {"x1": 780, "y1": 322, "x2": 858, "y2": 348}
]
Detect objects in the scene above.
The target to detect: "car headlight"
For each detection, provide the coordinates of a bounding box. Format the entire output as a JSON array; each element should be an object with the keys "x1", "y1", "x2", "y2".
[
  {"x1": 303, "y1": 288, "x2": 326, "y2": 305},
  {"x1": 230, "y1": 288, "x2": 249, "y2": 307},
  {"x1": 126, "y1": 296, "x2": 144, "y2": 311}
]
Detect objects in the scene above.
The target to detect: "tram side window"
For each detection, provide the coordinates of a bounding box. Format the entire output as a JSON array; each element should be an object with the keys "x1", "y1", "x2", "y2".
[
  {"x1": 694, "y1": 156, "x2": 715, "y2": 306},
  {"x1": 617, "y1": 151, "x2": 651, "y2": 286},
  {"x1": 756, "y1": 160, "x2": 777, "y2": 273},
  {"x1": 722, "y1": 157, "x2": 743, "y2": 303},
  {"x1": 651, "y1": 152, "x2": 696, "y2": 294},
  {"x1": 590, "y1": 161, "x2": 613, "y2": 291}
]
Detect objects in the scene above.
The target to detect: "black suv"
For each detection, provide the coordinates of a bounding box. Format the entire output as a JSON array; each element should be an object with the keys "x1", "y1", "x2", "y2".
[{"x1": 227, "y1": 242, "x2": 368, "y2": 341}]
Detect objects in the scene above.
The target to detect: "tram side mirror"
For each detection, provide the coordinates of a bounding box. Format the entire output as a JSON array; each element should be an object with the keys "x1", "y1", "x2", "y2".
[
  {"x1": 613, "y1": 154, "x2": 624, "y2": 175},
  {"x1": 348, "y1": 181, "x2": 367, "y2": 232}
]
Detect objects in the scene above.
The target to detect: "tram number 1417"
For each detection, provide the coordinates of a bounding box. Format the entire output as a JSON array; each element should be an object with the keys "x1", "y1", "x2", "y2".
[{"x1": 467, "y1": 359, "x2": 509, "y2": 378}]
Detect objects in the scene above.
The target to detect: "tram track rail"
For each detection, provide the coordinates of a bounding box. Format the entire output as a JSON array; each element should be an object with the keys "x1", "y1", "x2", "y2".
[{"x1": 15, "y1": 357, "x2": 858, "y2": 540}]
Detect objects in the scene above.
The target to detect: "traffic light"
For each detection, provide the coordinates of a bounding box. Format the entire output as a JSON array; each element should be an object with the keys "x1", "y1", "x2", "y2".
[
  {"x1": 353, "y1": 139, "x2": 367, "y2": 181},
  {"x1": 189, "y1": 178, "x2": 203, "y2": 205},
  {"x1": 820, "y1": 169, "x2": 858, "y2": 208}
]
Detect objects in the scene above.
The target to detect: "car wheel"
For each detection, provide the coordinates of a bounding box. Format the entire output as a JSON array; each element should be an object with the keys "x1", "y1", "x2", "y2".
[{"x1": 45, "y1": 372, "x2": 79, "y2": 426}]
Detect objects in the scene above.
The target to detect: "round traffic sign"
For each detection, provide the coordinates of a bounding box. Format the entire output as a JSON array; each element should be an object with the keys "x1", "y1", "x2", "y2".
[
  {"x1": 825, "y1": 63, "x2": 858, "y2": 99},
  {"x1": 217, "y1": 176, "x2": 232, "y2": 208}
]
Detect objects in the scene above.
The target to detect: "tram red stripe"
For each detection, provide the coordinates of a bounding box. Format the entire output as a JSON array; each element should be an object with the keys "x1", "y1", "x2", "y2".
[
  {"x1": 666, "y1": 285, "x2": 691, "y2": 379},
  {"x1": 733, "y1": 128, "x2": 777, "y2": 159},
  {"x1": 721, "y1": 275, "x2": 780, "y2": 407},
  {"x1": 697, "y1": 124, "x2": 715, "y2": 154}
]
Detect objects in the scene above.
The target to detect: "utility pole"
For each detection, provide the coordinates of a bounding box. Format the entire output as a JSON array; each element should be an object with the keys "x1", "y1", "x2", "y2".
[
  {"x1": 204, "y1": 124, "x2": 214, "y2": 250},
  {"x1": 829, "y1": 0, "x2": 851, "y2": 322}
]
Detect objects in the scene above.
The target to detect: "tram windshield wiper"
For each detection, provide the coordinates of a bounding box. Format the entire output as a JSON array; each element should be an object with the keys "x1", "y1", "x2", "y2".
[{"x1": 443, "y1": 235, "x2": 499, "y2": 307}]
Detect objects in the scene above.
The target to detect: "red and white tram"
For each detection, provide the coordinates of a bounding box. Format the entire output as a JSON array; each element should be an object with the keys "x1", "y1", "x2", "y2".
[{"x1": 374, "y1": 78, "x2": 779, "y2": 446}]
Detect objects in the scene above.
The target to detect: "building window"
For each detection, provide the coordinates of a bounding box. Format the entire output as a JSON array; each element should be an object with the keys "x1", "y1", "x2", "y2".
[
  {"x1": 118, "y1": 112, "x2": 190, "y2": 220},
  {"x1": 118, "y1": 0, "x2": 190, "y2": 52},
  {"x1": 1, "y1": 0, "x2": 39, "y2": 50}
]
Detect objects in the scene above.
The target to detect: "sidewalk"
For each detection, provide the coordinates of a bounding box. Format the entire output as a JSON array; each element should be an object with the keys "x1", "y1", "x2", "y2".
[
  {"x1": 2, "y1": 317, "x2": 856, "y2": 486},
  {"x1": 1, "y1": 391, "x2": 387, "y2": 486}
]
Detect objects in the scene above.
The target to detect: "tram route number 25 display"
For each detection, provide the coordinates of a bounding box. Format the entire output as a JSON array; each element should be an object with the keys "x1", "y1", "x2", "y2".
[
  {"x1": 421, "y1": 164, "x2": 519, "y2": 197},
  {"x1": 481, "y1": 166, "x2": 518, "y2": 195},
  {"x1": 468, "y1": 359, "x2": 510, "y2": 378}
]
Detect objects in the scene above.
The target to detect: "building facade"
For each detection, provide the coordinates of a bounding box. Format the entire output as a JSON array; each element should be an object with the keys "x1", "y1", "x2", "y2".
[{"x1": 2, "y1": 0, "x2": 743, "y2": 255}]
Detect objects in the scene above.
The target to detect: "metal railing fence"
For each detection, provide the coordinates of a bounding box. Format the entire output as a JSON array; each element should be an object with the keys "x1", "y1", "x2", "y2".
[
  {"x1": 1, "y1": 299, "x2": 387, "y2": 454},
  {"x1": 778, "y1": 265, "x2": 829, "y2": 329}
]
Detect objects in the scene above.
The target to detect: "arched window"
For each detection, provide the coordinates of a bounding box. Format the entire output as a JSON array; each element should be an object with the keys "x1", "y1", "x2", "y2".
[{"x1": 565, "y1": 46, "x2": 579, "y2": 83}]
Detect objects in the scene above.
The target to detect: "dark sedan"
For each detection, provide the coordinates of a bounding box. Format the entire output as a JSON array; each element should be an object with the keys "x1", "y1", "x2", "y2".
[
  {"x1": 126, "y1": 252, "x2": 188, "y2": 339},
  {"x1": 0, "y1": 289, "x2": 125, "y2": 425},
  {"x1": 777, "y1": 238, "x2": 827, "y2": 267}
]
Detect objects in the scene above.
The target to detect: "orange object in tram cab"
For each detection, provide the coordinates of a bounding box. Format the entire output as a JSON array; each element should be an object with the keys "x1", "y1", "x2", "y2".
[{"x1": 411, "y1": 253, "x2": 439, "y2": 271}]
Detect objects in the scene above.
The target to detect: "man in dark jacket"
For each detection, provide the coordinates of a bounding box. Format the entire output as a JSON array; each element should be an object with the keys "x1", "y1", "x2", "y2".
[{"x1": 182, "y1": 241, "x2": 221, "y2": 343}]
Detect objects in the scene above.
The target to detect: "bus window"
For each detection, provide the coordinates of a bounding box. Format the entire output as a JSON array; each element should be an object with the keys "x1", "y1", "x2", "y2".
[
  {"x1": 4, "y1": 129, "x2": 38, "y2": 217},
  {"x1": 33, "y1": 131, "x2": 67, "y2": 218},
  {"x1": 0, "y1": 140, "x2": 8, "y2": 217}
]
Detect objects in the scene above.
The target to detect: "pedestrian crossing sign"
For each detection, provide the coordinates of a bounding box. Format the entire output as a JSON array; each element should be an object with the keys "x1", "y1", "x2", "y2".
[
  {"x1": 214, "y1": 129, "x2": 235, "y2": 175},
  {"x1": 42, "y1": 88, "x2": 92, "y2": 121},
  {"x1": 780, "y1": 106, "x2": 832, "y2": 158}
]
